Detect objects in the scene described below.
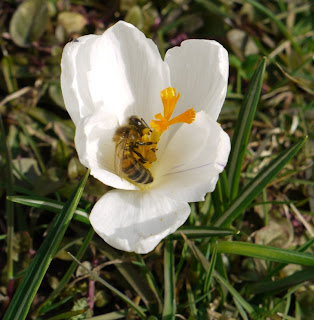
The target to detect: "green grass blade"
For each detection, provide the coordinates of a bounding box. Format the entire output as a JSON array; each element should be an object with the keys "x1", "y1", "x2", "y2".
[
  {"x1": 35, "y1": 295, "x2": 74, "y2": 316},
  {"x1": 186, "y1": 281, "x2": 197, "y2": 318},
  {"x1": 172, "y1": 226, "x2": 235, "y2": 239},
  {"x1": 211, "y1": 171, "x2": 230, "y2": 222},
  {"x1": 227, "y1": 57, "x2": 266, "y2": 200},
  {"x1": 3, "y1": 169, "x2": 90, "y2": 320},
  {"x1": 0, "y1": 182, "x2": 38, "y2": 196},
  {"x1": 84, "y1": 310, "x2": 127, "y2": 319},
  {"x1": 45, "y1": 309, "x2": 87, "y2": 320},
  {"x1": 1, "y1": 56, "x2": 18, "y2": 93},
  {"x1": 233, "y1": 297, "x2": 249, "y2": 320},
  {"x1": 0, "y1": 115, "x2": 14, "y2": 280},
  {"x1": 37, "y1": 228, "x2": 94, "y2": 316},
  {"x1": 7, "y1": 195, "x2": 90, "y2": 225},
  {"x1": 162, "y1": 236, "x2": 176, "y2": 320},
  {"x1": 134, "y1": 255, "x2": 163, "y2": 314},
  {"x1": 244, "y1": 0, "x2": 302, "y2": 54},
  {"x1": 17, "y1": 115, "x2": 46, "y2": 173},
  {"x1": 181, "y1": 234, "x2": 255, "y2": 315},
  {"x1": 175, "y1": 242, "x2": 188, "y2": 282},
  {"x1": 68, "y1": 253, "x2": 146, "y2": 320},
  {"x1": 220, "y1": 170, "x2": 230, "y2": 202},
  {"x1": 195, "y1": 0, "x2": 231, "y2": 18},
  {"x1": 98, "y1": 242, "x2": 162, "y2": 314},
  {"x1": 203, "y1": 243, "x2": 217, "y2": 294},
  {"x1": 216, "y1": 241, "x2": 314, "y2": 266},
  {"x1": 180, "y1": 233, "x2": 209, "y2": 271},
  {"x1": 265, "y1": 237, "x2": 314, "y2": 278},
  {"x1": 248, "y1": 268, "x2": 314, "y2": 295},
  {"x1": 211, "y1": 177, "x2": 224, "y2": 218},
  {"x1": 214, "y1": 137, "x2": 307, "y2": 227},
  {"x1": 214, "y1": 272, "x2": 255, "y2": 315}
]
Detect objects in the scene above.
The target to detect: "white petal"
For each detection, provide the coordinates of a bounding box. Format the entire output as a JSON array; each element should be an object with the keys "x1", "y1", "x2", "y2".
[
  {"x1": 62, "y1": 21, "x2": 170, "y2": 126},
  {"x1": 153, "y1": 111, "x2": 230, "y2": 203},
  {"x1": 61, "y1": 35, "x2": 98, "y2": 125},
  {"x1": 90, "y1": 189, "x2": 190, "y2": 253},
  {"x1": 165, "y1": 40, "x2": 228, "y2": 121},
  {"x1": 75, "y1": 109, "x2": 138, "y2": 190}
]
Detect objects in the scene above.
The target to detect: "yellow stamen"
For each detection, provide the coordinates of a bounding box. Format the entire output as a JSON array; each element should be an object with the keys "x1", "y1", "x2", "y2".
[
  {"x1": 150, "y1": 87, "x2": 196, "y2": 134},
  {"x1": 134, "y1": 87, "x2": 196, "y2": 172}
]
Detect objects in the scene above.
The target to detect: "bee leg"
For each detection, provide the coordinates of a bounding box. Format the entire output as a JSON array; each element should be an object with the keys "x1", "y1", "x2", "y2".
[
  {"x1": 132, "y1": 149, "x2": 147, "y2": 163},
  {"x1": 135, "y1": 141, "x2": 157, "y2": 146}
]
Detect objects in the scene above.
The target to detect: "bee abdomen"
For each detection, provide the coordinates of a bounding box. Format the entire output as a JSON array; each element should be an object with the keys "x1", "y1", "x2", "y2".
[{"x1": 123, "y1": 157, "x2": 153, "y2": 184}]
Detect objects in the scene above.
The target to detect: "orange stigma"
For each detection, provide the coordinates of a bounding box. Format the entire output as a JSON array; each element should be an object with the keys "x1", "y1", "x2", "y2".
[
  {"x1": 150, "y1": 87, "x2": 196, "y2": 134},
  {"x1": 136, "y1": 87, "x2": 196, "y2": 172}
]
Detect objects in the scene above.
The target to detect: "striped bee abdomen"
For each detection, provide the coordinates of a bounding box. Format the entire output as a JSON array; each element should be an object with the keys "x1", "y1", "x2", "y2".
[{"x1": 122, "y1": 155, "x2": 153, "y2": 184}]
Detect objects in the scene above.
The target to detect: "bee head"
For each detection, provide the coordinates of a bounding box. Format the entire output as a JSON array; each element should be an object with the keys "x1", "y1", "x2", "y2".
[{"x1": 128, "y1": 116, "x2": 149, "y2": 135}]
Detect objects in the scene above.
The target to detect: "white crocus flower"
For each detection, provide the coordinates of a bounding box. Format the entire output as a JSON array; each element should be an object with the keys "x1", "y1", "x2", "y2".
[{"x1": 61, "y1": 21, "x2": 230, "y2": 254}]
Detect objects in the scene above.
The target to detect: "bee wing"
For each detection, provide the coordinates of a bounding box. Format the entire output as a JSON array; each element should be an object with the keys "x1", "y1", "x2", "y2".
[{"x1": 114, "y1": 137, "x2": 128, "y2": 178}]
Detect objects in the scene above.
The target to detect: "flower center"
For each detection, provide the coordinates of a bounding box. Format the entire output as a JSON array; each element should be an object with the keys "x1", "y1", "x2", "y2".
[{"x1": 135, "y1": 87, "x2": 196, "y2": 170}]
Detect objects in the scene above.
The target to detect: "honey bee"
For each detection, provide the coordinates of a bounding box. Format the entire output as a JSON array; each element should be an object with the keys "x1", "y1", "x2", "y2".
[{"x1": 113, "y1": 116, "x2": 156, "y2": 184}]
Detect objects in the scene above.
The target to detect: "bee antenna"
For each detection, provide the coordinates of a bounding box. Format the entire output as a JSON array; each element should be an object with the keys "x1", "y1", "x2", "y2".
[{"x1": 141, "y1": 118, "x2": 151, "y2": 130}]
